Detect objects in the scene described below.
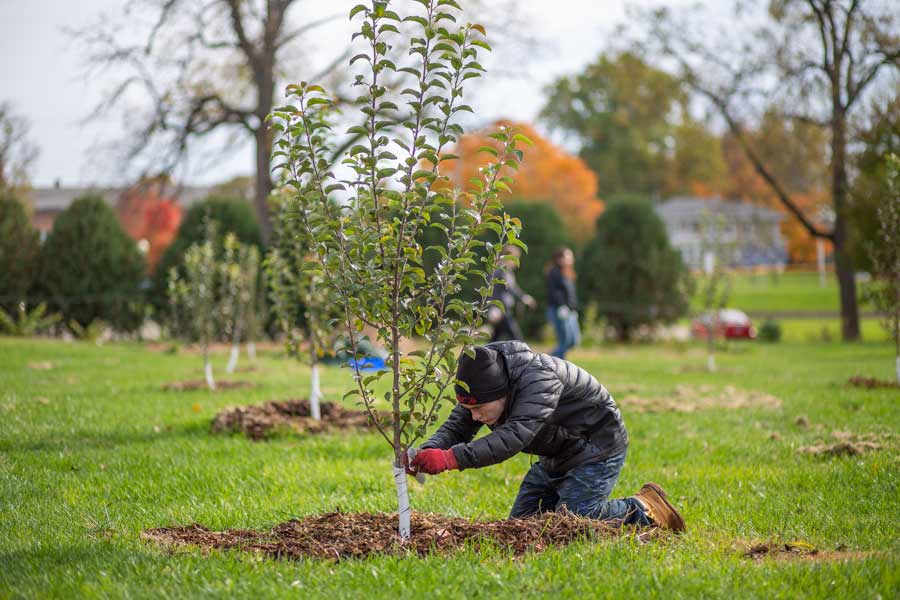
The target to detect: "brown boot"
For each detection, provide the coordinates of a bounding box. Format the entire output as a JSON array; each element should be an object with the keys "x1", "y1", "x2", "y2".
[{"x1": 633, "y1": 482, "x2": 686, "y2": 532}]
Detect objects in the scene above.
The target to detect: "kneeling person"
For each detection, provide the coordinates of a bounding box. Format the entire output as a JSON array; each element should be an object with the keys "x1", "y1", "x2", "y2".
[{"x1": 408, "y1": 341, "x2": 684, "y2": 531}]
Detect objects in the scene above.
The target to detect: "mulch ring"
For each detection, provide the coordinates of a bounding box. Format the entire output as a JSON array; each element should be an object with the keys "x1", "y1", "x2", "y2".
[
  {"x1": 797, "y1": 430, "x2": 895, "y2": 457},
  {"x1": 142, "y1": 511, "x2": 660, "y2": 561},
  {"x1": 162, "y1": 380, "x2": 254, "y2": 392},
  {"x1": 619, "y1": 384, "x2": 781, "y2": 413},
  {"x1": 741, "y1": 540, "x2": 873, "y2": 562},
  {"x1": 846, "y1": 376, "x2": 900, "y2": 390},
  {"x1": 211, "y1": 399, "x2": 370, "y2": 440}
]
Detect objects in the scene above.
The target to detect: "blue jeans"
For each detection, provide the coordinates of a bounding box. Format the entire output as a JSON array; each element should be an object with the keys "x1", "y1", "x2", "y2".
[
  {"x1": 509, "y1": 451, "x2": 649, "y2": 525},
  {"x1": 547, "y1": 307, "x2": 581, "y2": 359}
]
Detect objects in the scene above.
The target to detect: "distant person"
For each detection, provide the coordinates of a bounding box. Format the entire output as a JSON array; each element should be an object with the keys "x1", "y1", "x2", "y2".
[
  {"x1": 545, "y1": 247, "x2": 580, "y2": 358},
  {"x1": 488, "y1": 245, "x2": 536, "y2": 342}
]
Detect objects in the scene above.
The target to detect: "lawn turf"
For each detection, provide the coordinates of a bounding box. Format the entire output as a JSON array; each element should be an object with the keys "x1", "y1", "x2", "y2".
[{"x1": 1, "y1": 337, "x2": 897, "y2": 598}]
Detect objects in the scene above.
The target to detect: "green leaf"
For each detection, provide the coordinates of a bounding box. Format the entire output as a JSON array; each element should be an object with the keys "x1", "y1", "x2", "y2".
[{"x1": 513, "y1": 133, "x2": 534, "y2": 146}]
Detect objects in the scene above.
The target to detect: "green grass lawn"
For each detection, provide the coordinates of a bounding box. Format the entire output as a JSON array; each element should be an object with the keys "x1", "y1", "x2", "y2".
[
  {"x1": 700, "y1": 270, "x2": 864, "y2": 315},
  {"x1": 1, "y1": 337, "x2": 898, "y2": 598}
]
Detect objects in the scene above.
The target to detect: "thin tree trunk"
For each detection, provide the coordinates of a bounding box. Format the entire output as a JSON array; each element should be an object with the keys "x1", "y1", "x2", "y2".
[
  {"x1": 834, "y1": 246, "x2": 860, "y2": 341},
  {"x1": 390, "y1": 321, "x2": 409, "y2": 539},
  {"x1": 831, "y1": 99, "x2": 861, "y2": 341},
  {"x1": 226, "y1": 301, "x2": 244, "y2": 374},
  {"x1": 226, "y1": 344, "x2": 240, "y2": 374},
  {"x1": 203, "y1": 344, "x2": 216, "y2": 391},
  {"x1": 310, "y1": 361, "x2": 322, "y2": 421},
  {"x1": 393, "y1": 460, "x2": 411, "y2": 539},
  {"x1": 247, "y1": 341, "x2": 256, "y2": 360},
  {"x1": 254, "y1": 126, "x2": 274, "y2": 244}
]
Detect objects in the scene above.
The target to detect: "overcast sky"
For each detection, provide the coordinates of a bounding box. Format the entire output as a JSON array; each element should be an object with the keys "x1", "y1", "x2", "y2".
[{"x1": 0, "y1": 0, "x2": 689, "y2": 188}]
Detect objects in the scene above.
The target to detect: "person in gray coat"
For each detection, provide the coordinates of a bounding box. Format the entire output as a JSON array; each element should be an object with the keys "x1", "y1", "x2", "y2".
[{"x1": 407, "y1": 341, "x2": 685, "y2": 531}]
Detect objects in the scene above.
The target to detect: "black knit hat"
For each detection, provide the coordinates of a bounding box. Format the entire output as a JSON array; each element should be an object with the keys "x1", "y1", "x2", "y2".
[{"x1": 454, "y1": 346, "x2": 509, "y2": 405}]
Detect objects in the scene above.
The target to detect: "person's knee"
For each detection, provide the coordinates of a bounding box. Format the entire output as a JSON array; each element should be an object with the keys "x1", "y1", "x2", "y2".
[{"x1": 558, "y1": 499, "x2": 610, "y2": 519}]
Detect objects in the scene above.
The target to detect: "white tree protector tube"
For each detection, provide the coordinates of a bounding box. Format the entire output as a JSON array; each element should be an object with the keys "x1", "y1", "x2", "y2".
[
  {"x1": 393, "y1": 463, "x2": 411, "y2": 540},
  {"x1": 707, "y1": 353, "x2": 716, "y2": 373},
  {"x1": 204, "y1": 359, "x2": 216, "y2": 391},
  {"x1": 895, "y1": 356, "x2": 899, "y2": 385},
  {"x1": 226, "y1": 344, "x2": 239, "y2": 374},
  {"x1": 310, "y1": 363, "x2": 322, "y2": 421},
  {"x1": 247, "y1": 341, "x2": 257, "y2": 360}
]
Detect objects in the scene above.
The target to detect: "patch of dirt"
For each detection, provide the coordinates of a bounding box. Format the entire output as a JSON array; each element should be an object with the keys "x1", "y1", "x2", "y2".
[
  {"x1": 142, "y1": 511, "x2": 659, "y2": 561},
  {"x1": 27, "y1": 361, "x2": 53, "y2": 370},
  {"x1": 797, "y1": 430, "x2": 895, "y2": 457},
  {"x1": 211, "y1": 399, "x2": 371, "y2": 440},
  {"x1": 742, "y1": 541, "x2": 873, "y2": 562},
  {"x1": 846, "y1": 376, "x2": 900, "y2": 390},
  {"x1": 620, "y1": 384, "x2": 781, "y2": 413},
  {"x1": 162, "y1": 380, "x2": 254, "y2": 392}
]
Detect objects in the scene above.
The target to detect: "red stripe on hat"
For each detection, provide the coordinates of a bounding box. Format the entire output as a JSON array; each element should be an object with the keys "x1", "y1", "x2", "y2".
[{"x1": 457, "y1": 393, "x2": 478, "y2": 405}]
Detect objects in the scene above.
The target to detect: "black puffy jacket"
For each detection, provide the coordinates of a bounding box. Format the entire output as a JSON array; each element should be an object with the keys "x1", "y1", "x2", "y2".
[{"x1": 421, "y1": 341, "x2": 628, "y2": 475}]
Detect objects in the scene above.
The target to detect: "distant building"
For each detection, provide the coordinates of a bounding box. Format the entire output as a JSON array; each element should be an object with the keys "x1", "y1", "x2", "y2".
[
  {"x1": 654, "y1": 197, "x2": 787, "y2": 269},
  {"x1": 30, "y1": 184, "x2": 213, "y2": 233}
]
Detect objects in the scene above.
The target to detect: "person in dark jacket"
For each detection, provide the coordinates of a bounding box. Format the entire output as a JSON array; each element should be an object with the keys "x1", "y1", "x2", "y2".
[
  {"x1": 489, "y1": 245, "x2": 536, "y2": 342},
  {"x1": 407, "y1": 341, "x2": 685, "y2": 531},
  {"x1": 545, "y1": 247, "x2": 580, "y2": 359}
]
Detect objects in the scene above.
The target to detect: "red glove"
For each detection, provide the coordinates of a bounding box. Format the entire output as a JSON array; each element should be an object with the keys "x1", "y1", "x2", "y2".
[{"x1": 410, "y1": 448, "x2": 459, "y2": 475}]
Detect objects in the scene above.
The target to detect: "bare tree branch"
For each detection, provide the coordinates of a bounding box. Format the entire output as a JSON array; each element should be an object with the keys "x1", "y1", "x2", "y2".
[{"x1": 276, "y1": 12, "x2": 343, "y2": 51}]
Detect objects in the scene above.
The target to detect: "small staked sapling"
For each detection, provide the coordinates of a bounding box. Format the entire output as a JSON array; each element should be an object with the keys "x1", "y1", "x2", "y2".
[{"x1": 168, "y1": 218, "x2": 221, "y2": 390}]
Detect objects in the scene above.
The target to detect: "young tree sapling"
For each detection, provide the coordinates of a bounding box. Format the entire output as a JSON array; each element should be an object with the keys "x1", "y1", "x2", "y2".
[
  {"x1": 221, "y1": 233, "x2": 261, "y2": 374},
  {"x1": 266, "y1": 196, "x2": 340, "y2": 420},
  {"x1": 695, "y1": 212, "x2": 733, "y2": 373},
  {"x1": 270, "y1": 0, "x2": 528, "y2": 539},
  {"x1": 168, "y1": 218, "x2": 221, "y2": 390}
]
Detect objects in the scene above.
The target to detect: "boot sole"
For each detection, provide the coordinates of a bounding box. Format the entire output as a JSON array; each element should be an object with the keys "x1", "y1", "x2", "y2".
[{"x1": 642, "y1": 482, "x2": 686, "y2": 532}]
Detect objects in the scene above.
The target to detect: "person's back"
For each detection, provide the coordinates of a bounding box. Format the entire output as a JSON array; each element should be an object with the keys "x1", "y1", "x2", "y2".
[{"x1": 449, "y1": 341, "x2": 628, "y2": 475}]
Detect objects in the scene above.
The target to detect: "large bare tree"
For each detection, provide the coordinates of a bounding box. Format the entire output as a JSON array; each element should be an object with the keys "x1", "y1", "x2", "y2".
[
  {"x1": 640, "y1": 0, "x2": 899, "y2": 341},
  {"x1": 74, "y1": 0, "x2": 350, "y2": 243},
  {"x1": 74, "y1": 0, "x2": 531, "y2": 244}
]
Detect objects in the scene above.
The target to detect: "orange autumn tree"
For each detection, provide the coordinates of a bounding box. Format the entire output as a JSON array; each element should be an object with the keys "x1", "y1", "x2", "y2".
[
  {"x1": 439, "y1": 120, "x2": 603, "y2": 242},
  {"x1": 116, "y1": 178, "x2": 183, "y2": 272}
]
